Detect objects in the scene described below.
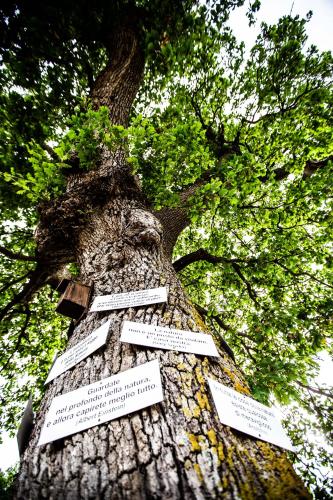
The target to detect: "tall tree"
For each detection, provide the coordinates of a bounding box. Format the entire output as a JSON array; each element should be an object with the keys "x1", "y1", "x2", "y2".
[{"x1": 0, "y1": 0, "x2": 332, "y2": 497}]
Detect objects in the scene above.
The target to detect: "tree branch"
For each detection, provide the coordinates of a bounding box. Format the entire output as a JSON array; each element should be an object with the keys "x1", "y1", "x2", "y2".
[
  {"x1": 231, "y1": 262, "x2": 258, "y2": 305},
  {"x1": 194, "y1": 303, "x2": 235, "y2": 361},
  {"x1": 43, "y1": 142, "x2": 81, "y2": 172},
  {"x1": 155, "y1": 171, "x2": 213, "y2": 257},
  {"x1": 174, "y1": 249, "x2": 259, "y2": 305},
  {"x1": 296, "y1": 381, "x2": 333, "y2": 399},
  {"x1": 156, "y1": 116, "x2": 331, "y2": 256},
  {"x1": 0, "y1": 245, "x2": 37, "y2": 262},
  {"x1": 43, "y1": 143, "x2": 60, "y2": 161},
  {"x1": 173, "y1": 248, "x2": 250, "y2": 272},
  {"x1": 274, "y1": 260, "x2": 333, "y2": 290},
  {"x1": 259, "y1": 154, "x2": 333, "y2": 183},
  {"x1": 0, "y1": 307, "x2": 31, "y2": 373},
  {"x1": 243, "y1": 85, "x2": 321, "y2": 125},
  {"x1": 0, "y1": 270, "x2": 32, "y2": 295},
  {"x1": 0, "y1": 265, "x2": 50, "y2": 322},
  {"x1": 303, "y1": 155, "x2": 333, "y2": 179}
]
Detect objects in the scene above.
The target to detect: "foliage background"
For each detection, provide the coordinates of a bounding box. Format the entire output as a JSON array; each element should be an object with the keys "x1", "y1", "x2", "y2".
[{"x1": 0, "y1": 0, "x2": 332, "y2": 496}]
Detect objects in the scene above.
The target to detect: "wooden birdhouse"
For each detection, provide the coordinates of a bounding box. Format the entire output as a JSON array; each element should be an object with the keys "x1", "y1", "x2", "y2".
[{"x1": 56, "y1": 280, "x2": 92, "y2": 319}]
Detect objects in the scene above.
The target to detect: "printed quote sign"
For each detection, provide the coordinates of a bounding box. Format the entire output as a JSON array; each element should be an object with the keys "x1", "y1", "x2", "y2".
[
  {"x1": 38, "y1": 360, "x2": 163, "y2": 446},
  {"x1": 207, "y1": 378, "x2": 294, "y2": 451},
  {"x1": 45, "y1": 320, "x2": 111, "y2": 384},
  {"x1": 121, "y1": 321, "x2": 219, "y2": 357},
  {"x1": 89, "y1": 287, "x2": 167, "y2": 312}
]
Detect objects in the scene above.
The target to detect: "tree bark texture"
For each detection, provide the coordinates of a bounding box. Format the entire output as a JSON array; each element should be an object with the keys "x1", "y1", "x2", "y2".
[{"x1": 15, "y1": 23, "x2": 310, "y2": 500}]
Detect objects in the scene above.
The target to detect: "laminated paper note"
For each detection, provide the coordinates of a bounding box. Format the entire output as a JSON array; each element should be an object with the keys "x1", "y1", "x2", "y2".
[
  {"x1": 45, "y1": 320, "x2": 111, "y2": 384},
  {"x1": 89, "y1": 287, "x2": 167, "y2": 312},
  {"x1": 207, "y1": 378, "x2": 294, "y2": 451},
  {"x1": 121, "y1": 321, "x2": 219, "y2": 357},
  {"x1": 38, "y1": 360, "x2": 163, "y2": 446}
]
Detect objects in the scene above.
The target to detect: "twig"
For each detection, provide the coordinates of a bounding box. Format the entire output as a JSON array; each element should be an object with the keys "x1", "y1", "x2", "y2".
[
  {"x1": 0, "y1": 270, "x2": 32, "y2": 295},
  {"x1": 0, "y1": 307, "x2": 31, "y2": 372},
  {"x1": 296, "y1": 381, "x2": 333, "y2": 399}
]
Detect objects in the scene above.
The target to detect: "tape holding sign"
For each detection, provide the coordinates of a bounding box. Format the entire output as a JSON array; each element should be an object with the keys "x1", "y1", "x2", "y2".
[
  {"x1": 121, "y1": 321, "x2": 219, "y2": 357},
  {"x1": 89, "y1": 287, "x2": 167, "y2": 313},
  {"x1": 207, "y1": 378, "x2": 294, "y2": 451},
  {"x1": 38, "y1": 360, "x2": 163, "y2": 446},
  {"x1": 45, "y1": 320, "x2": 111, "y2": 384}
]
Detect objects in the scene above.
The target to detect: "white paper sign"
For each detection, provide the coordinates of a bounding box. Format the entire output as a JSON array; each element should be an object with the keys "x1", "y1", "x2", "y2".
[
  {"x1": 207, "y1": 378, "x2": 294, "y2": 451},
  {"x1": 89, "y1": 287, "x2": 167, "y2": 313},
  {"x1": 45, "y1": 320, "x2": 111, "y2": 384},
  {"x1": 121, "y1": 321, "x2": 219, "y2": 357},
  {"x1": 38, "y1": 360, "x2": 163, "y2": 446}
]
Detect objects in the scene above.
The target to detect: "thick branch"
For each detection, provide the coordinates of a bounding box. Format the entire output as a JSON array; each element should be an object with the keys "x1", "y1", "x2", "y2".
[
  {"x1": 156, "y1": 170, "x2": 219, "y2": 257},
  {"x1": 191, "y1": 95, "x2": 241, "y2": 159},
  {"x1": 0, "y1": 245, "x2": 37, "y2": 262},
  {"x1": 173, "y1": 248, "x2": 248, "y2": 272},
  {"x1": 259, "y1": 154, "x2": 333, "y2": 183},
  {"x1": 156, "y1": 207, "x2": 190, "y2": 258},
  {"x1": 0, "y1": 265, "x2": 50, "y2": 322},
  {"x1": 157, "y1": 133, "x2": 331, "y2": 258},
  {"x1": 174, "y1": 249, "x2": 258, "y2": 305},
  {"x1": 159, "y1": 152, "x2": 333, "y2": 248},
  {"x1": 303, "y1": 155, "x2": 333, "y2": 179},
  {"x1": 91, "y1": 18, "x2": 144, "y2": 126}
]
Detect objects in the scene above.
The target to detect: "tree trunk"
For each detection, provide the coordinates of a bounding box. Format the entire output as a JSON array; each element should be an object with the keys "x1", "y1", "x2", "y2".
[{"x1": 15, "y1": 21, "x2": 310, "y2": 500}]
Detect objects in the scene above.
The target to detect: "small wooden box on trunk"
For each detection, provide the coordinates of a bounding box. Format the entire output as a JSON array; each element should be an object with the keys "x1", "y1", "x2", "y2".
[{"x1": 56, "y1": 281, "x2": 91, "y2": 319}]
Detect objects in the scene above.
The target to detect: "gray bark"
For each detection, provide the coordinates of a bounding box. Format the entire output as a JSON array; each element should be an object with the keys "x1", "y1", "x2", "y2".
[
  {"x1": 15, "y1": 154, "x2": 310, "y2": 499},
  {"x1": 15, "y1": 18, "x2": 310, "y2": 500}
]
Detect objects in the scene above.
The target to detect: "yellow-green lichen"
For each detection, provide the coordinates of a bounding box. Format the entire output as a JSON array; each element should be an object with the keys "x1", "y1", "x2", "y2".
[
  {"x1": 193, "y1": 463, "x2": 204, "y2": 482},
  {"x1": 239, "y1": 479, "x2": 255, "y2": 499},
  {"x1": 198, "y1": 435, "x2": 209, "y2": 451},
  {"x1": 223, "y1": 366, "x2": 236, "y2": 381},
  {"x1": 218, "y1": 442, "x2": 225, "y2": 462},
  {"x1": 191, "y1": 306, "x2": 210, "y2": 333},
  {"x1": 195, "y1": 366, "x2": 205, "y2": 385},
  {"x1": 207, "y1": 429, "x2": 217, "y2": 446},
  {"x1": 163, "y1": 311, "x2": 172, "y2": 321},
  {"x1": 177, "y1": 362, "x2": 186, "y2": 371},
  {"x1": 180, "y1": 371, "x2": 193, "y2": 389},
  {"x1": 234, "y1": 380, "x2": 251, "y2": 395},
  {"x1": 187, "y1": 433, "x2": 202, "y2": 452},
  {"x1": 182, "y1": 406, "x2": 192, "y2": 419},
  {"x1": 223, "y1": 366, "x2": 250, "y2": 395},
  {"x1": 255, "y1": 442, "x2": 311, "y2": 499},
  {"x1": 196, "y1": 390, "x2": 211, "y2": 410}
]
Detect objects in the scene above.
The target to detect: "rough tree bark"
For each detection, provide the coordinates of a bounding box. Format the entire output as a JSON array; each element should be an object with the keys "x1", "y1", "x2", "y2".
[{"x1": 15, "y1": 17, "x2": 310, "y2": 500}]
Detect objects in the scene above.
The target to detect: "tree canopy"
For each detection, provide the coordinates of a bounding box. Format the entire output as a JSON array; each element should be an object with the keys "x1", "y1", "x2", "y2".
[{"x1": 0, "y1": 0, "x2": 332, "y2": 495}]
